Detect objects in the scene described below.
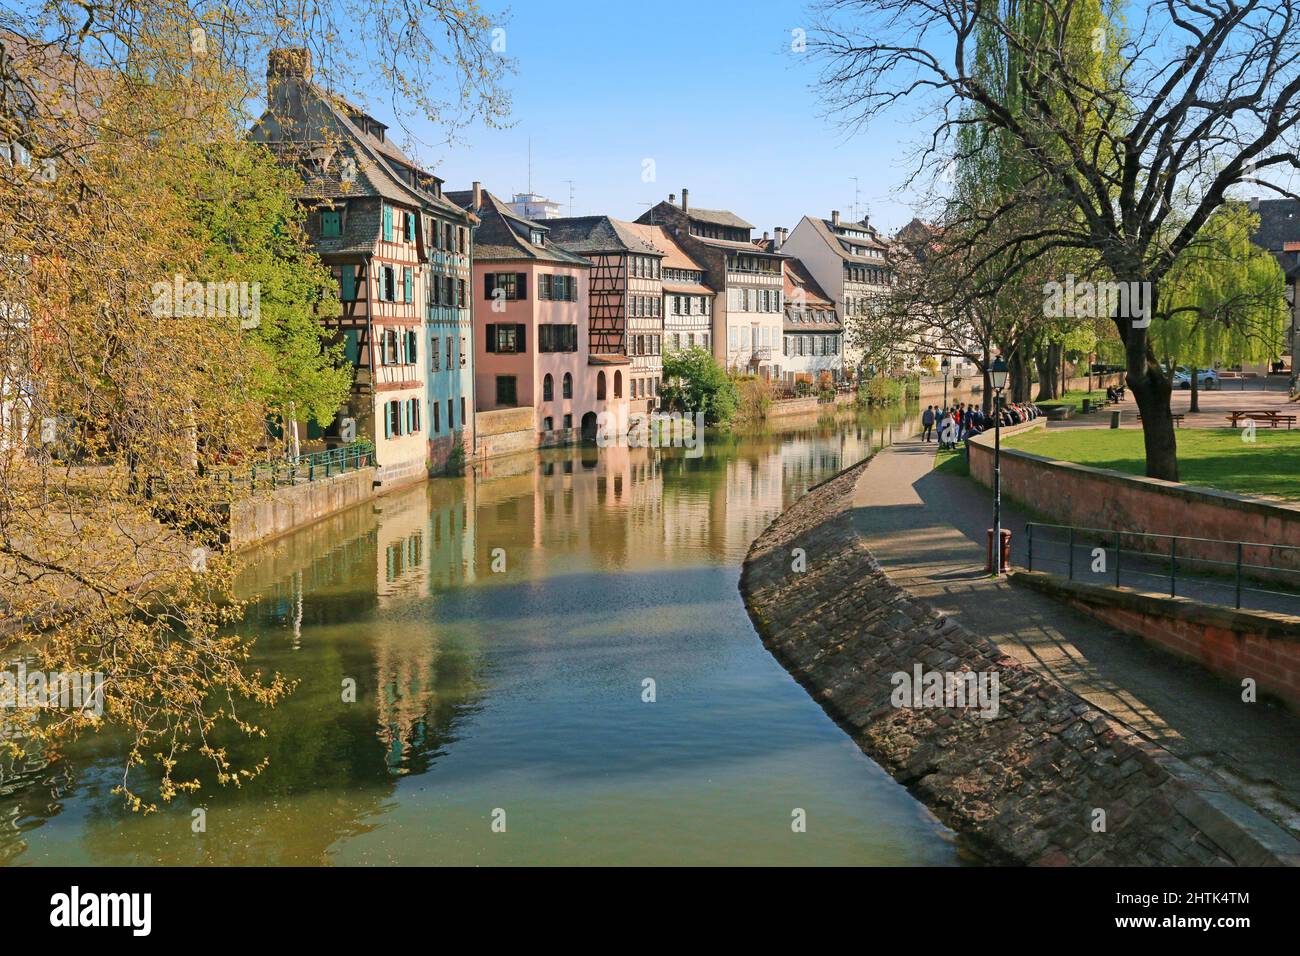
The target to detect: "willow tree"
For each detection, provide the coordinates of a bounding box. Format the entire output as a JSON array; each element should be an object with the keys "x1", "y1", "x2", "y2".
[
  {"x1": 813, "y1": 0, "x2": 1300, "y2": 480},
  {"x1": 0, "y1": 2, "x2": 511, "y2": 809},
  {"x1": 1151, "y1": 202, "x2": 1288, "y2": 412}
]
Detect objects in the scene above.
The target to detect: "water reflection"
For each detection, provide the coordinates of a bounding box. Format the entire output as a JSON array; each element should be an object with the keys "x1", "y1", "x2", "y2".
[{"x1": 0, "y1": 405, "x2": 966, "y2": 866}]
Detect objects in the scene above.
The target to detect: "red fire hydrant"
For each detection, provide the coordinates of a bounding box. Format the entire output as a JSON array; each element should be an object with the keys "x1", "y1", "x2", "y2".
[{"x1": 986, "y1": 528, "x2": 1012, "y2": 573}]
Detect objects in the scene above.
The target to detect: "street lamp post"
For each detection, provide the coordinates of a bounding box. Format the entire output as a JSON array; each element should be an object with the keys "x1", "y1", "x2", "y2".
[
  {"x1": 990, "y1": 355, "x2": 1009, "y2": 575},
  {"x1": 941, "y1": 355, "x2": 951, "y2": 410}
]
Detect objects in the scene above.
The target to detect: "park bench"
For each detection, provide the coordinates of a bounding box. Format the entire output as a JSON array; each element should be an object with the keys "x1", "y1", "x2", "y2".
[
  {"x1": 1226, "y1": 410, "x2": 1297, "y2": 430},
  {"x1": 1136, "y1": 412, "x2": 1184, "y2": 426}
]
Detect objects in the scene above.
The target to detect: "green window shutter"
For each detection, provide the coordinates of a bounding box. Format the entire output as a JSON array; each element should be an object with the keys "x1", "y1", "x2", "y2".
[
  {"x1": 384, "y1": 402, "x2": 392, "y2": 438},
  {"x1": 341, "y1": 266, "x2": 355, "y2": 301},
  {"x1": 406, "y1": 212, "x2": 416, "y2": 242},
  {"x1": 404, "y1": 267, "x2": 413, "y2": 303},
  {"x1": 322, "y1": 210, "x2": 341, "y2": 238},
  {"x1": 383, "y1": 204, "x2": 393, "y2": 242},
  {"x1": 343, "y1": 329, "x2": 360, "y2": 367}
]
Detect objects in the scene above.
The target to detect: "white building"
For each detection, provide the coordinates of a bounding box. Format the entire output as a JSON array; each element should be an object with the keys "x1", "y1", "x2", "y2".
[
  {"x1": 781, "y1": 211, "x2": 892, "y2": 378},
  {"x1": 507, "y1": 192, "x2": 563, "y2": 221}
]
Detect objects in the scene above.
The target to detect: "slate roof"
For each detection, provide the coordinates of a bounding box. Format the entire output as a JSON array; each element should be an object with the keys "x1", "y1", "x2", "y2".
[
  {"x1": 799, "y1": 214, "x2": 890, "y2": 265},
  {"x1": 784, "y1": 257, "x2": 842, "y2": 332},
  {"x1": 445, "y1": 189, "x2": 591, "y2": 266},
  {"x1": 1251, "y1": 199, "x2": 1300, "y2": 252},
  {"x1": 249, "y1": 51, "x2": 470, "y2": 230},
  {"x1": 686, "y1": 206, "x2": 755, "y2": 230},
  {"x1": 543, "y1": 216, "x2": 663, "y2": 256},
  {"x1": 620, "y1": 222, "x2": 710, "y2": 275}
]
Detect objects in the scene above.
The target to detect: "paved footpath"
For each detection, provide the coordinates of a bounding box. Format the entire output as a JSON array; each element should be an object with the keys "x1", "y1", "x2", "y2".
[{"x1": 849, "y1": 437, "x2": 1300, "y2": 840}]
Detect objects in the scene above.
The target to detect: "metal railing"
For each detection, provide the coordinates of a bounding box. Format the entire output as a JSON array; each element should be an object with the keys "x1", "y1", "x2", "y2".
[
  {"x1": 223, "y1": 440, "x2": 374, "y2": 491},
  {"x1": 1025, "y1": 521, "x2": 1300, "y2": 615}
]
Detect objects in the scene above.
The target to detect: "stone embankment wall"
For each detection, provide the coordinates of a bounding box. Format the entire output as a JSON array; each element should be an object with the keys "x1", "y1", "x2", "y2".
[
  {"x1": 740, "y1": 458, "x2": 1298, "y2": 865},
  {"x1": 227, "y1": 467, "x2": 376, "y2": 550},
  {"x1": 474, "y1": 406, "x2": 538, "y2": 460}
]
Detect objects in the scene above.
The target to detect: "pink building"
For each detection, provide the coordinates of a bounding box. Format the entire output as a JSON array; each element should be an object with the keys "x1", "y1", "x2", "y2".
[{"x1": 448, "y1": 185, "x2": 629, "y2": 443}]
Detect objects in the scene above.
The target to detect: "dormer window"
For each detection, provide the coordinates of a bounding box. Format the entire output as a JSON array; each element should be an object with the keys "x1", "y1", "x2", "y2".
[{"x1": 530, "y1": 228, "x2": 545, "y2": 245}]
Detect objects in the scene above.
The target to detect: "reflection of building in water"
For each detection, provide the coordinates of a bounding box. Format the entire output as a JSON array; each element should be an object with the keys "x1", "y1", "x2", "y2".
[
  {"x1": 375, "y1": 482, "x2": 431, "y2": 602},
  {"x1": 723, "y1": 451, "x2": 785, "y2": 552}
]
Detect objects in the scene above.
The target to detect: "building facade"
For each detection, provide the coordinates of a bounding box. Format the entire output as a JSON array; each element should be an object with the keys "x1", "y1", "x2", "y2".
[
  {"x1": 782, "y1": 210, "x2": 892, "y2": 379},
  {"x1": 448, "y1": 187, "x2": 629, "y2": 443},
  {"x1": 780, "y1": 257, "x2": 844, "y2": 385},
  {"x1": 544, "y1": 216, "x2": 664, "y2": 413},
  {"x1": 623, "y1": 222, "x2": 715, "y2": 360},
  {"x1": 252, "y1": 47, "x2": 476, "y2": 486},
  {"x1": 635, "y1": 190, "x2": 786, "y2": 380}
]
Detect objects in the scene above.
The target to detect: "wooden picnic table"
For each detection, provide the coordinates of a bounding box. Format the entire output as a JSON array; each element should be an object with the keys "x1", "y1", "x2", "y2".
[
  {"x1": 1226, "y1": 409, "x2": 1297, "y2": 429},
  {"x1": 1137, "y1": 412, "x2": 1185, "y2": 426}
]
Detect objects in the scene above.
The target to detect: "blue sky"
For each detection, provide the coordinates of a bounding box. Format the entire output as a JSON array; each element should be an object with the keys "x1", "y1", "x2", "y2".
[{"x1": 394, "y1": 0, "x2": 925, "y2": 234}]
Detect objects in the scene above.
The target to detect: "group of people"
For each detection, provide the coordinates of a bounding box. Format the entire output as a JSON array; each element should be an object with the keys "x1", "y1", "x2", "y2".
[
  {"x1": 1105, "y1": 384, "x2": 1126, "y2": 402},
  {"x1": 920, "y1": 400, "x2": 1045, "y2": 448}
]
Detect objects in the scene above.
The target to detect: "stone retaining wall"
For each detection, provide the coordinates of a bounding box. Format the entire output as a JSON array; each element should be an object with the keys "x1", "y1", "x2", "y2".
[
  {"x1": 967, "y1": 420, "x2": 1300, "y2": 578},
  {"x1": 740, "y1": 457, "x2": 1299, "y2": 865},
  {"x1": 1013, "y1": 571, "x2": 1300, "y2": 713},
  {"x1": 228, "y1": 467, "x2": 377, "y2": 550}
]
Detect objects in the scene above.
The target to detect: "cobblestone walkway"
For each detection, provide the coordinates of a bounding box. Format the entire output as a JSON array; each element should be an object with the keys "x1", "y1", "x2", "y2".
[
  {"x1": 849, "y1": 439, "x2": 1300, "y2": 843},
  {"x1": 741, "y1": 455, "x2": 1300, "y2": 865}
]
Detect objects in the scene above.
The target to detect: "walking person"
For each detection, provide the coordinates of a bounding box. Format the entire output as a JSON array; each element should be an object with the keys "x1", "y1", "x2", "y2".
[{"x1": 921, "y1": 404, "x2": 935, "y2": 442}]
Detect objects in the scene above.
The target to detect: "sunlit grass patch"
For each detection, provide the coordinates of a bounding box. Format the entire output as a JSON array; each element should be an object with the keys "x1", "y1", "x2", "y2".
[{"x1": 1006, "y1": 427, "x2": 1300, "y2": 501}]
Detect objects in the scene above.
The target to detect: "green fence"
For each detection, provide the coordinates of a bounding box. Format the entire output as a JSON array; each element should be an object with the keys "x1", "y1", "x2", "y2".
[{"x1": 227, "y1": 441, "x2": 375, "y2": 491}]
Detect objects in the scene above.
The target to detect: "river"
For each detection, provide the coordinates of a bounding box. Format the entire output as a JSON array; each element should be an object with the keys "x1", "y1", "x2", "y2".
[{"x1": 0, "y1": 403, "x2": 971, "y2": 865}]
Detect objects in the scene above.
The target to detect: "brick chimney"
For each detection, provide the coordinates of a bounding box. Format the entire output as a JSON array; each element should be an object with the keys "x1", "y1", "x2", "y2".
[
  {"x1": 266, "y1": 48, "x2": 312, "y2": 128},
  {"x1": 681, "y1": 188, "x2": 689, "y2": 213},
  {"x1": 831, "y1": 210, "x2": 840, "y2": 227},
  {"x1": 472, "y1": 181, "x2": 482, "y2": 214}
]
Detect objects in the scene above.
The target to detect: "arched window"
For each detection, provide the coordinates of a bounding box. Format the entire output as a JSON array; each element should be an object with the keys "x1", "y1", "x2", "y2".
[
  {"x1": 597, "y1": 370, "x2": 606, "y2": 400},
  {"x1": 562, "y1": 372, "x2": 573, "y2": 399},
  {"x1": 543, "y1": 373, "x2": 554, "y2": 402},
  {"x1": 614, "y1": 370, "x2": 622, "y2": 398}
]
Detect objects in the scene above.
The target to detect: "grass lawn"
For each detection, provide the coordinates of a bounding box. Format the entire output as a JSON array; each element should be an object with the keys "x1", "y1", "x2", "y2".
[
  {"x1": 934, "y1": 444, "x2": 969, "y2": 477},
  {"x1": 1006, "y1": 427, "x2": 1300, "y2": 501},
  {"x1": 1036, "y1": 389, "x2": 1110, "y2": 415}
]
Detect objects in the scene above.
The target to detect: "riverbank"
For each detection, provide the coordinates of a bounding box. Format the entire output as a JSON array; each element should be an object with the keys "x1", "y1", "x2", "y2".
[{"x1": 739, "y1": 454, "x2": 1300, "y2": 865}]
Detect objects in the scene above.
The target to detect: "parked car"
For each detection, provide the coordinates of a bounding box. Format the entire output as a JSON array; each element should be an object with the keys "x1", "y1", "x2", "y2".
[{"x1": 1172, "y1": 367, "x2": 1220, "y2": 390}]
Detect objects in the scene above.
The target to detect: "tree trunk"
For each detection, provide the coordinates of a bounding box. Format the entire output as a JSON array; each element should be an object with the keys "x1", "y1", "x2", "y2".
[
  {"x1": 1189, "y1": 365, "x2": 1200, "y2": 414},
  {"x1": 1121, "y1": 296, "x2": 1178, "y2": 481}
]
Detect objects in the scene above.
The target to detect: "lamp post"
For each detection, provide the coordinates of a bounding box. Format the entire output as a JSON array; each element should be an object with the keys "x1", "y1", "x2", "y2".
[
  {"x1": 990, "y1": 355, "x2": 1009, "y2": 575},
  {"x1": 941, "y1": 355, "x2": 951, "y2": 410}
]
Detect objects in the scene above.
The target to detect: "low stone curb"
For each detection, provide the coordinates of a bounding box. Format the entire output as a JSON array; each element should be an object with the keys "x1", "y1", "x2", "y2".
[{"x1": 739, "y1": 455, "x2": 1300, "y2": 866}]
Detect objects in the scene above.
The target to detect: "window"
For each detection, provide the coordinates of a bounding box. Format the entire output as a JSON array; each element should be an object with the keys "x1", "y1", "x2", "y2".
[
  {"x1": 460, "y1": 397, "x2": 466, "y2": 427},
  {"x1": 321, "y1": 209, "x2": 342, "y2": 238},
  {"x1": 382, "y1": 204, "x2": 393, "y2": 242},
  {"x1": 614, "y1": 370, "x2": 622, "y2": 398},
  {"x1": 433, "y1": 400, "x2": 440, "y2": 433},
  {"x1": 496, "y1": 375, "x2": 518, "y2": 406},
  {"x1": 431, "y1": 335, "x2": 441, "y2": 370},
  {"x1": 543, "y1": 373, "x2": 554, "y2": 401},
  {"x1": 562, "y1": 372, "x2": 573, "y2": 398},
  {"x1": 447, "y1": 336, "x2": 454, "y2": 368},
  {"x1": 597, "y1": 371, "x2": 606, "y2": 400},
  {"x1": 543, "y1": 416, "x2": 554, "y2": 431},
  {"x1": 485, "y1": 323, "x2": 526, "y2": 353},
  {"x1": 405, "y1": 330, "x2": 418, "y2": 364},
  {"x1": 404, "y1": 267, "x2": 413, "y2": 303},
  {"x1": 340, "y1": 265, "x2": 356, "y2": 301},
  {"x1": 407, "y1": 397, "x2": 421, "y2": 432},
  {"x1": 448, "y1": 398, "x2": 455, "y2": 430},
  {"x1": 405, "y1": 211, "x2": 416, "y2": 242},
  {"x1": 539, "y1": 324, "x2": 577, "y2": 352},
  {"x1": 530, "y1": 228, "x2": 546, "y2": 245},
  {"x1": 631, "y1": 378, "x2": 638, "y2": 399},
  {"x1": 485, "y1": 272, "x2": 526, "y2": 300},
  {"x1": 563, "y1": 413, "x2": 572, "y2": 429},
  {"x1": 384, "y1": 399, "x2": 402, "y2": 437},
  {"x1": 382, "y1": 266, "x2": 396, "y2": 301},
  {"x1": 381, "y1": 329, "x2": 399, "y2": 365}
]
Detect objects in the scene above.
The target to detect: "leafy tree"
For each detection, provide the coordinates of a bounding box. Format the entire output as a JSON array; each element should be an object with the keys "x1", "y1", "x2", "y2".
[
  {"x1": 813, "y1": 0, "x2": 1300, "y2": 479},
  {"x1": 661, "y1": 347, "x2": 739, "y2": 425},
  {"x1": 1151, "y1": 203, "x2": 1287, "y2": 410},
  {"x1": 178, "y1": 137, "x2": 353, "y2": 433}
]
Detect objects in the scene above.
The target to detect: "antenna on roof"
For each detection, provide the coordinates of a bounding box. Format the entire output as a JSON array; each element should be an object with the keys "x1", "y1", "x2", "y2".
[
  {"x1": 564, "y1": 179, "x2": 575, "y2": 216},
  {"x1": 851, "y1": 176, "x2": 861, "y2": 222},
  {"x1": 527, "y1": 136, "x2": 532, "y2": 196},
  {"x1": 638, "y1": 201, "x2": 656, "y2": 225}
]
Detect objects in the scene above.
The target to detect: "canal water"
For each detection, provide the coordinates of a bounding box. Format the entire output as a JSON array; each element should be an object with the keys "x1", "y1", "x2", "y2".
[{"x1": 1, "y1": 404, "x2": 969, "y2": 865}]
